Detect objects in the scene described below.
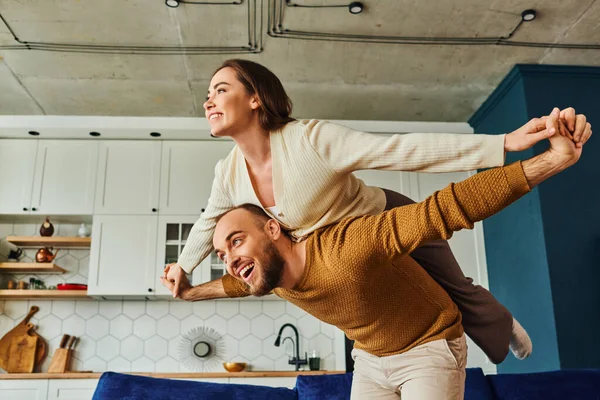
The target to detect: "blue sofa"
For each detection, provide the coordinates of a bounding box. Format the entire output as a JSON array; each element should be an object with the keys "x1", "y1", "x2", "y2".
[{"x1": 92, "y1": 368, "x2": 600, "y2": 400}]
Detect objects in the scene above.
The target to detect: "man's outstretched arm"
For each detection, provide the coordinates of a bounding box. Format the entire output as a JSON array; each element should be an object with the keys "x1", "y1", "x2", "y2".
[
  {"x1": 348, "y1": 131, "x2": 583, "y2": 259},
  {"x1": 161, "y1": 274, "x2": 249, "y2": 301}
]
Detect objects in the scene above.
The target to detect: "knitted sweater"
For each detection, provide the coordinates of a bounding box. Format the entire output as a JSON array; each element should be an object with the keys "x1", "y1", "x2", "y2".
[
  {"x1": 222, "y1": 162, "x2": 530, "y2": 356},
  {"x1": 178, "y1": 119, "x2": 505, "y2": 273}
]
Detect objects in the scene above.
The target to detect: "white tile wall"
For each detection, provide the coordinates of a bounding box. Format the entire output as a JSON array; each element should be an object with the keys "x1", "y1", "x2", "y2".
[
  {"x1": 0, "y1": 298, "x2": 339, "y2": 373},
  {"x1": 0, "y1": 222, "x2": 340, "y2": 374}
]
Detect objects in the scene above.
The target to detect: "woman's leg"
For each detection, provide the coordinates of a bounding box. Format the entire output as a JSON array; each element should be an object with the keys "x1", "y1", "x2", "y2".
[{"x1": 381, "y1": 188, "x2": 529, "y2": 364}]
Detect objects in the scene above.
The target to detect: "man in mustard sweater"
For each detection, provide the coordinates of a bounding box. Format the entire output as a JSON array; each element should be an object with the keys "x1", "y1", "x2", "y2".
[{"x1": 162, "y1": 131, "x2": 585, "y2": 399}]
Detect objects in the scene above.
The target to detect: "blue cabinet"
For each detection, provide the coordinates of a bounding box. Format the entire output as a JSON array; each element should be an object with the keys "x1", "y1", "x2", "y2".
[{"x1": 470, "y1": 64, "x2": 600, "y2": 373}]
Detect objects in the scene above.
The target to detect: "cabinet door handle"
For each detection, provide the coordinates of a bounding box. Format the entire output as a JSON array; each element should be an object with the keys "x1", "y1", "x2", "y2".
[
  {"x1": 148, "y1": 288, "x2": 153, "y2": 292},
  {"x1": 152, "y1": 208, "x2": 157, "y2": 212},
  {"x1": 22, "y1": 207, "x2": 28, "y2": 211},
  {"x1": 31, "y1": 207, "x2": 37, "y2": 211},
  {"x1": 201, "y1": 208, "x2": 205, "y2": 212}
]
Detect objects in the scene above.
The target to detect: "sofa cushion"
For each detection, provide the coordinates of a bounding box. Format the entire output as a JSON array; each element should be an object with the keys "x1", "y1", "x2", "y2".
[
  {"x1": 92, "y1": 372, "x2": 298, "y2": 400},
  {"x1": 465, "y1": 368, "x2": 495, "y2": 400},
  {"x1": 296, "y1": 373, "x2": 353, "y2": 400},
  {"x1": 488, "y1": 369, "x2": 600, "y2": 400}
]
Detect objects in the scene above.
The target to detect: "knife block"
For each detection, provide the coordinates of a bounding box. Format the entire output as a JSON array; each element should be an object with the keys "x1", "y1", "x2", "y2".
[{"x1": 48, "y1": 348, "x2": 72, "y2": 373}]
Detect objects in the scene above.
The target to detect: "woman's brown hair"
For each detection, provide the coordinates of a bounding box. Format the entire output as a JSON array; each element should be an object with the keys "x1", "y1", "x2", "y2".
[{"x1": 215, "y1": 59, "x2": 295, "y2": 132}]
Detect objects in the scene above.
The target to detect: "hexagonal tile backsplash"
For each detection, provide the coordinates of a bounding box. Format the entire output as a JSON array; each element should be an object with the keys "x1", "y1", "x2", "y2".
[
  {"x1": 0, "y1": 223, "x2": 339, "y2": 373},
  {"x1": 0, "y1": 299, "x2": 338, "y2": 373}
]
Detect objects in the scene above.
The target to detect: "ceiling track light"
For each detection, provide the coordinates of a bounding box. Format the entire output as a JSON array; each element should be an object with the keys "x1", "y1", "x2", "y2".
[
  {"x1": 501, "y1": 9, "x2": 537, "y2": 39},
  {"x1": 270, "y1": 1, "x2": 600, "y2": 49},
  {"x1": 521, "y1": 9, "x2": 536, "y2": 22},
  {"x1": 286, "y1": 1, "x2": 364, "y2": 15},
  {"x1": 349, "y1": 2, "x2": 363, "y2": 14},
  {"x1": 0, "y1": 1, "x2": 259, "y2": 54}
]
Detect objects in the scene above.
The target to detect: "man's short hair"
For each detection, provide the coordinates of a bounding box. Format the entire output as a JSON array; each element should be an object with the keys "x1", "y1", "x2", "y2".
[
  {"x1": 217, "y1": 204, "x2": 292, "y2": 238},
  {"x1": 217, "y1": 203, "x2": 271, "y2": 229}
]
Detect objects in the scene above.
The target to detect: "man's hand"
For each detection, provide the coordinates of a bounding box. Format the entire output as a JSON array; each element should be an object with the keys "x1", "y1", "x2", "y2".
[
  {"x1": 163, "y1": 263, "x2": 187, "y2": 298},
  {"x1": 161, "y1": 266, "x2": 193, "y2": 300},
  {"x1": 546, "y1": 121, "x2": 583, "y2": 167},
  {"x1": 504, "y1": 107, "x2": 592, "y2": 152},
  {"x1": 559, "y1": 107, "x2": 592, "y2": 148},
  {"x1": 521, "y1": 121, "x2": 589, "y2": 188}
]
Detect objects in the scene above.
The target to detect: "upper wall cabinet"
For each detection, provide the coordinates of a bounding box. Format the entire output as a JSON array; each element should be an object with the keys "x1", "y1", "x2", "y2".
[
  {"x1": 31, "y1": 140, "x2": 99, "y2": 215},
  {"x1": 94, "y1": 141, "x2": 162, "y2": 215},
  {"x1": 0, "y1": 139, "x2": 38, "y2": 215},
  {"x1": 88, "y1": 215, "x2": 158, "y2": 297},
  {"x1": 0, "y1": 139, "x2": 98, "y2": 215},
  {"x1": 159, "y1": 141, "x2": 234, "y2": 215}
]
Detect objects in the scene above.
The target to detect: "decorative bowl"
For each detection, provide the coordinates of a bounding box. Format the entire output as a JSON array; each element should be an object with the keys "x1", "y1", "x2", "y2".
[{"x1": 223, "y1": 362, "x2": 247, "y2": 372}]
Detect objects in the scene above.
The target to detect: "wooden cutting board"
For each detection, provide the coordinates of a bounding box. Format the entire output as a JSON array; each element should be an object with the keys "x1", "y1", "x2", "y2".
[
  {"x1": 33, "y1": 330, "x2": 47, "y2": 369},
  {"x1": 6, "y1": 331, "x2": 38, "y2": 373},
  {"x1": 0, "y1": 305, "x2": 40, "y2": 373}
]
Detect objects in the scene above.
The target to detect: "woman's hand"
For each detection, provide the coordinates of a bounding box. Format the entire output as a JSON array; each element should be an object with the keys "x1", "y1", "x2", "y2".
[{"x1": 504, "y1": 107, "x2": 591, "y2": 152}]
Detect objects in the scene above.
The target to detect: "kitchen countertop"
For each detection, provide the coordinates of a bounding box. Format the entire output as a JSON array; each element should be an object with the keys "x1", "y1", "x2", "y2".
[{"x1": 0, "y1": 370, "x2": 345, "y2": 380}]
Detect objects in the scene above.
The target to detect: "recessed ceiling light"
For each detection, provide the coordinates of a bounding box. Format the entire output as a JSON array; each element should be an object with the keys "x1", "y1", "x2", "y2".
[
  {"x1": 521, "y1": 9, "x2": 536, "y2": 22},
  {"x1": 89, "y1": 132, "x2": 101, "y2": 137},
  {"x1": 28, "y1": 131, "x2": 40, "y2": 136},
  {"x1": 349, "y1": 2, "x2": 363, "y2": 14},
  {"x1": 150, "y1": 132, "x2": 162, "y2": 137},
  {"x1": 165, "y1": 0, "x2": 179, "y2": 8}
]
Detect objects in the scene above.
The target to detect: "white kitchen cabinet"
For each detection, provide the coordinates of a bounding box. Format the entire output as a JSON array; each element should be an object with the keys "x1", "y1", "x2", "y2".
[
  {"x1": 0, "y1": 139, "x2": 38, "y2": 215},
  {"x1": 88, "y1": 215, "x2": 158, "y2": 297},
  {"x1": 31, "y1": 140, "x2": 99, "y2": 215},
  {"x1": 0, "y1": 139, "x2": 98, "y2": 216},
  {"x1": 159, "y1": 141, "x2": 234, "y2": 215},
  {"x1": 47, "y1": 379, "x2": 98, "y2": 400},
  {"x1": 154, "y1": 215, "x2": 205, "y2": 296},
  {"x1": 94, "y1": 141, "x2": 161, "y2": 215},
  {"x1": 0, "y1": 379, "x2": 48, "y2": 400}
]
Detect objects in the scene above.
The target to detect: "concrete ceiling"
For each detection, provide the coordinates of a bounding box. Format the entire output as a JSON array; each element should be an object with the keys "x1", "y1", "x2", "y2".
[{"x1": 0, "y1": 0, "x2": 598, "y2": 122}]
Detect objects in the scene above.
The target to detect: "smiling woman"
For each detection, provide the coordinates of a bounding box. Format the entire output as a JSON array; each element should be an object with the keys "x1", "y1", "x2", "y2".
[
  {"x1": 203, "y1": 59, "x2": 294, "y2": 138},
  {"x1": 160, "y1": 58, "x2": 590, "y2": 368}
]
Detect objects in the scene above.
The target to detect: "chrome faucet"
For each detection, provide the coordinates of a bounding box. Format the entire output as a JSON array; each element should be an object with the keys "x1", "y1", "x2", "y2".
[{"x1": 274, "y1": 323, "x2": 307, "y2": 371}]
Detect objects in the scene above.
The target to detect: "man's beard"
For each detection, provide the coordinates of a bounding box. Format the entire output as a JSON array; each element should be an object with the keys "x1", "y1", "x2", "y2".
[{"x1": 249, "y1": 241, "x2": 285, "y2": 297}]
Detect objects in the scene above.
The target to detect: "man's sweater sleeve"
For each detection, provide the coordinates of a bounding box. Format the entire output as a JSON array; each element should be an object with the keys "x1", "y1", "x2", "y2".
[
  {"x1": 306, "y1": 120, "x2": 506, "y2": 173},
  {"x1": 346, "y1": 162, "x2": 531, "y2": 259},
  {"x1": 177, "y1": 161, "x2": 236, "y2": 274},
  {"x1": 221, "y1": 274, "x2": 251, "y2": 298}
]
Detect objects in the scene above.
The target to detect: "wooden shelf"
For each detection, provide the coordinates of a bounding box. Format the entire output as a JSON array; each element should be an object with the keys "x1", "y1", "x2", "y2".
[
  {"x1": 0, "y1": 262, "x2": 66, "y2": 274},
  {"x1": 0, "y1": 290, "x2": 89, "y2": 299},
  {"x1": 6, "y1": 236, "x2": 91, "y2": 248}
]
